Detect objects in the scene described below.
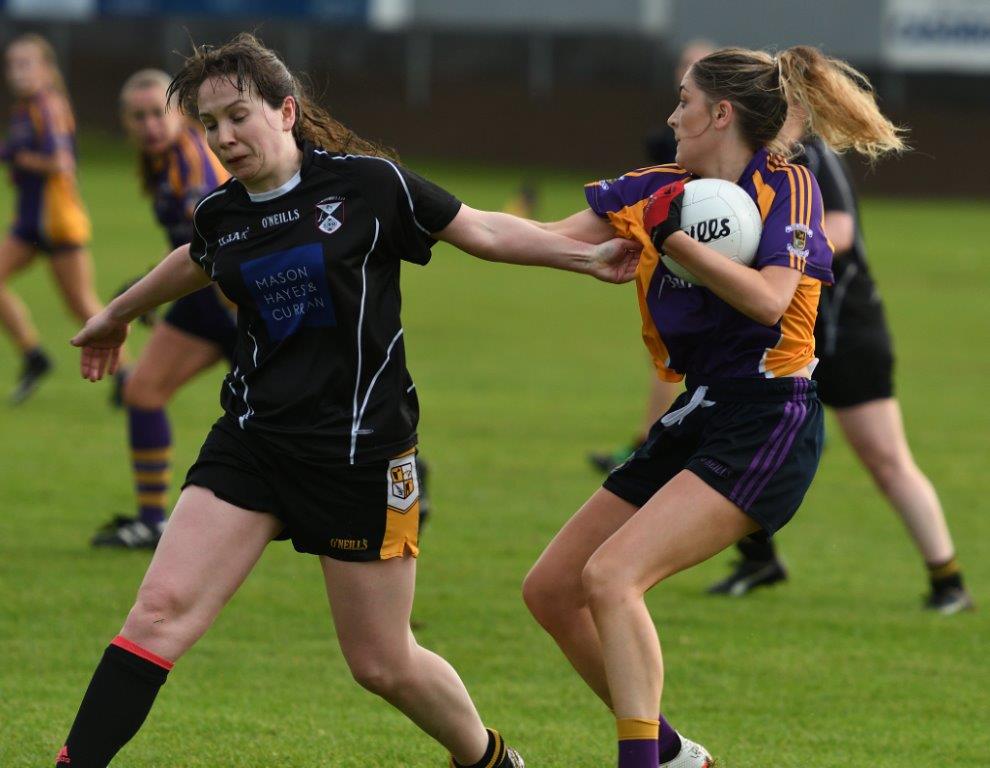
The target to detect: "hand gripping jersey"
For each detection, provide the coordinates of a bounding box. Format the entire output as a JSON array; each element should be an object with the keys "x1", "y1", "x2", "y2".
[
  {"x1": 190, "y1": 142, "x2": 461, "y2": 464},
  {"x1": 142, "y1": 124, "x2": 228, "y2": 249},
  {"x1": 585, "y1": 148, "x2": 834, "y2": 381},
  {"x1": 2, "y1": 88, "x2": 90, "y2": 249}
]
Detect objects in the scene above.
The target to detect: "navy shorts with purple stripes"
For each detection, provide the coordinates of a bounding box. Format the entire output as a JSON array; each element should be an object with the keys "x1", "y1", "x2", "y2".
[
  {"x1": 163, "y1": 286, "x2": 237, "y2": 362},
  {"x1": 603, "y1": 376, "x2": 823, "y2": 535}
]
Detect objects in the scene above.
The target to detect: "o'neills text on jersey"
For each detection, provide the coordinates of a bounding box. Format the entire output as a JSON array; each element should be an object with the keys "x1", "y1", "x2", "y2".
[{"x1": 261, "y1": 208, "x2": 301, "y2": 229}]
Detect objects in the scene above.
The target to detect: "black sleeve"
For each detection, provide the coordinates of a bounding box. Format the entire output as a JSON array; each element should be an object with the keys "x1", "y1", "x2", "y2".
[
  {"x1": 801, "y1": 141, "x2": 856, "y2": 216},
  {"x1": 391, "y1": 164, "x2": 462, "y2": 265}
]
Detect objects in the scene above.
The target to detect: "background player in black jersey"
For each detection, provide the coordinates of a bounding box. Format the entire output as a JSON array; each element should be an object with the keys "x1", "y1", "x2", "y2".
[
  {"x1": 707, "y1": 109, "x2": 973, "y2": 614},
  {"x1": 54, "y1": 34, "x2": 638, "y2": 768},
  {"x1": 90, "y1": 69, "x2": 234, "y2": 549}
]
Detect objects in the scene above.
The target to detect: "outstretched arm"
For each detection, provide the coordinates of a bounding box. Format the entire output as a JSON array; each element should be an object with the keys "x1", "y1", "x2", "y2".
[
  {"x1": 435, "y1": 204, "x2": 640, "y2": 284},
  {"x1": 71, "y1": 244, "x2": 210, "y2": 381}
]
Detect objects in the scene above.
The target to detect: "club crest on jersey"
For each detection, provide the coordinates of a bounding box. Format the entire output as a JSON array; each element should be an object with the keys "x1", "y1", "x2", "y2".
[
  {"x1": 386, "y1": 455, "x2": 419, "y2": 513},
  {"x1": 785, "y1": 222, "x2": 812, "y2": 258},
  {"x1": 316, "y1": 196, "x2": 345, "y2": 234}
]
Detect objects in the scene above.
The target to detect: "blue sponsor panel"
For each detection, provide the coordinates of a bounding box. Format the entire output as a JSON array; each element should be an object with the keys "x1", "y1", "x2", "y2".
[
  {"x1": 98, "y1": 0, "x2": 367, "y2": 19},
  {"x1": 240, "y1": 243, "x2": 337, "y2": 342}
]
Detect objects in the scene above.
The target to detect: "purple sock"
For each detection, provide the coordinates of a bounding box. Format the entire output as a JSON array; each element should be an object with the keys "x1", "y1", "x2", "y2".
[
  {"x1": 658, "y1": 714, "x2": 682, "y2": 762},
  {"x1": 619, "y1": 738, "x2": 659, "y2": 768},
  {"x1": 128, "y1": 407, "x2": 172, "y2": 527},
  {"x1": 617, "y1": 718, "x2": 660, "y2": 768}
]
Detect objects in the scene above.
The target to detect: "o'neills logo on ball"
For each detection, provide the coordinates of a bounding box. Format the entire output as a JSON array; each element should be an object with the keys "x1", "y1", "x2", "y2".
[
  {"x1": 683, "y1": 217, "x2": 731, "y2": 243},
  {"x1": 316, "y1": 196, "x2": 345, "y2": 234}
]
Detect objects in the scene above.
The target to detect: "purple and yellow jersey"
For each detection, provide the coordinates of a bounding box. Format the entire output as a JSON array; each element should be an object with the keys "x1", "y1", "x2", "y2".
[
  {"x1": 3, "y1": 89, "x2": 90, "y2": 250},
  {"x1": 141, "y1": 124, "x2": 228, "y2": 249},
  {"x1": 585, "y1": 148, "x2": 834, "y2": 381}
]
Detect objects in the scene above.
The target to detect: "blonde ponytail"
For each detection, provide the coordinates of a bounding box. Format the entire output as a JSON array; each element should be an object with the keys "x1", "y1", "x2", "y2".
[
  {"x1": 689, "y1": 45, "x2": 906, "y2": 161},
  {"x1": 778, "y1": 46, "x2": 906, "y2": 160}
]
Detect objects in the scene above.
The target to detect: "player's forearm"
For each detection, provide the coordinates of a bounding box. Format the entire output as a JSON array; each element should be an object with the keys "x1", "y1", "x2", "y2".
[
  {"x1": 663, "y1": 232, "x2": 785, "y2": 325},
  {"x1": 457, "y1": 209, "x2": 600, "y2": 275},
  {"x1": 107, "y1": 244, "x2": 209, "y2": 323},
  {"x1": 13, "y1": 150, "x2": 60, "y2": 174}
]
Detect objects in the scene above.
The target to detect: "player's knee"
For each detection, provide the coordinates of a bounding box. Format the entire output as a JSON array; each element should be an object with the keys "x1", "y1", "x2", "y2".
[
  {"x1": 581, "y1": 555, "x2": 633, "y2": 610},
  {"x1": 523, "y1": 564, "x2": 577, "y2": 625},
  {"x1": 347, "y1": 655, "x2": 410, "y2": 698},
  {"x1": 124, "y1": 583, "x2": 189, "y2": 637},
  {"x1": 123, "y1": 370, "x2": 168, "y2": 410},
  {"x1": 862, "y1": 448, "x2": 909, "y2": 494}
]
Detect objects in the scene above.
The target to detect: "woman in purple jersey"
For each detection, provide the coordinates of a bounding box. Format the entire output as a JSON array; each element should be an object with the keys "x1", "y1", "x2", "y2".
[
  {"x1": 88, "y1": 69, "x2": 235, "y2": 550},
  {"x1": 0, "y1": 34, "x2": 104, "y2": 403},
  {"x1": 523, "y1": 46, "x2": 905, "y2": 768},
  {"x1": 55, "y1": 34, "x2": 638, "y2": 768}
]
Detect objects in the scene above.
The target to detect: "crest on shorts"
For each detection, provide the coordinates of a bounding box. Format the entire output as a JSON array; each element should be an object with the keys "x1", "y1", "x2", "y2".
[
  {"x1": 785, "y1": 222, "x2": 812, "y2": 258},
  {"x1": 387, "y1": 455, "x2": 419, "y2": 513},
  {"x1": 315, "y1": 196, "x2": 345, "y2": 234}
]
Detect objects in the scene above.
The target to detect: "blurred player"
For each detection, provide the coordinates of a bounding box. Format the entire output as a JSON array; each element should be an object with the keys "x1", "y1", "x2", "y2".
[
  {"x1": 708, "y1": 112, "x2": 974, "y2": 613},
  {"x1": 55, "y1": 33, "x2": 636, "y2": 768},
  {"x1": 524, "y1": 46, "x2": 905, "y2": 767},
  {"x1": 90, "y1": 69, "x2": 232, "y2": 548},
  {"x1": 0, "y1": 33, "x2": 100, "y2": 403}
]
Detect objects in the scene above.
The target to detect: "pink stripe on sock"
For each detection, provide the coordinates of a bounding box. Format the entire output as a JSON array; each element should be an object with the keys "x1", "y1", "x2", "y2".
[{"x1": 111, "y1": 635, "x2": 174, "y2": 671}]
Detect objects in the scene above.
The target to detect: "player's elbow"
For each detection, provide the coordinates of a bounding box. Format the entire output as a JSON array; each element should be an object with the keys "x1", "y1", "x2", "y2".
[
  {"x1": 442, "y1": 207, "x2": 500, "y2": 261},
  {"x1": 751, "y1": 296, "x2": 787, "y2": 326}
]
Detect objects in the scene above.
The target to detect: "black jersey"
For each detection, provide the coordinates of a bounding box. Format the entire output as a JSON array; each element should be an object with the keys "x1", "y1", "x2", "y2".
[
  {"x1": 189, "y1": 142, "x2": 461, "y2": 464},
  {"x1": 795, "y1": 138, "x2": 890, "y2": 356},
  {"x1": 644, "y1": 125, "x2": 677, "y2": 166}
]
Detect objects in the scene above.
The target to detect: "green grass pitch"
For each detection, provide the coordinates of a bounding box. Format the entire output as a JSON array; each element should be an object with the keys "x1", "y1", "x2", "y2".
[{"x1": 0, "y1": 138, "x2": 987, "y2": 767}]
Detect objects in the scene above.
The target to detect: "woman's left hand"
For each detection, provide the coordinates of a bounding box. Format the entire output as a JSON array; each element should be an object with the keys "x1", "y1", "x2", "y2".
[{"x1": 588, "y1": 237, "x2": 642, "y2": 283}]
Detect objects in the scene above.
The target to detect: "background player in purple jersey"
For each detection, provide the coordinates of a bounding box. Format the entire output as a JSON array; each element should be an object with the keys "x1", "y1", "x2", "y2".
[
  {"x1": 523, "y1": 46, "x2": 905, "y2": 768},
  {"x1": 55, "y1": 34, "x2": 638, "y2": 768},
  {"x1": 0, "y1": 34, "x2": 106, "y2": 403},
  {"x1": 708, "y1": 110, "x2": 973, "y2": 613},
  {"x1": 89, "y1": 69, "x2": 234, "y2": 549}
]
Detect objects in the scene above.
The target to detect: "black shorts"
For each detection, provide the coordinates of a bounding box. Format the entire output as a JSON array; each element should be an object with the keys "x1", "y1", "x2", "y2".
[
  {"x1": 604, "y1": 377, "x2": 824, "y2": 535},
  {"x1": 183, "y1": 417, "x2": 421, "y2": 560},
  {"x1": 813, "y1": 338, "x2": 894, "y2": 409},
  {"x1": 163, "y1": 287, "x2": 237, "y2": 362}
]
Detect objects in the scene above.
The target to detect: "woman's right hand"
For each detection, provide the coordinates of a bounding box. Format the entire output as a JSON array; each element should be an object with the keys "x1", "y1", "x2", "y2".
[{"x1": 71, "y1": 311, "x2": 129, "y2": 382}]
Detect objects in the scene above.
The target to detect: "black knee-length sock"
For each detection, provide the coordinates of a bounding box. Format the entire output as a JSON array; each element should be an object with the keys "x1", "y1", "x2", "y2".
[{"x1": 55, "y1": 636, "x2": 172, "y2": 768}]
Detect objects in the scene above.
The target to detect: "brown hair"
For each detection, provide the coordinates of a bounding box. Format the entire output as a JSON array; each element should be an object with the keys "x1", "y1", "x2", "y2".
[
  {"x1": 166, "y1": 33, "x2": 395, "y2": 160},
  {"x1": 689, "y1": 45, "x2": 906, "y2": 160},
  {"x1": 8, "y1": 33, "x2": 68, "y2": 97}
]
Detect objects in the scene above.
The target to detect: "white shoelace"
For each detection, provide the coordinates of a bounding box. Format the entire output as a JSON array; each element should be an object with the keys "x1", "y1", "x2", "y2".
[{"x1": 660, "y1": 385, "x2": 716, "y2": 427}]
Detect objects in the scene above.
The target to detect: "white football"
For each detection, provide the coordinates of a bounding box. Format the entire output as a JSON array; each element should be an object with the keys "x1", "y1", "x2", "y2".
[{"x1": 660, "y1": 178, "x2": 763, "y2": 285}]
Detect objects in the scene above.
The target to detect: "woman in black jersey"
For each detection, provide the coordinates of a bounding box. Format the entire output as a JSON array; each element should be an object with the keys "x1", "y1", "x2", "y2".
[
  {"x1": 55, "y1": 34, "x2": 637, "y2": 768},
  {"x1": 708, "y1": 112, "x2": 973, "y2": 613}
]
